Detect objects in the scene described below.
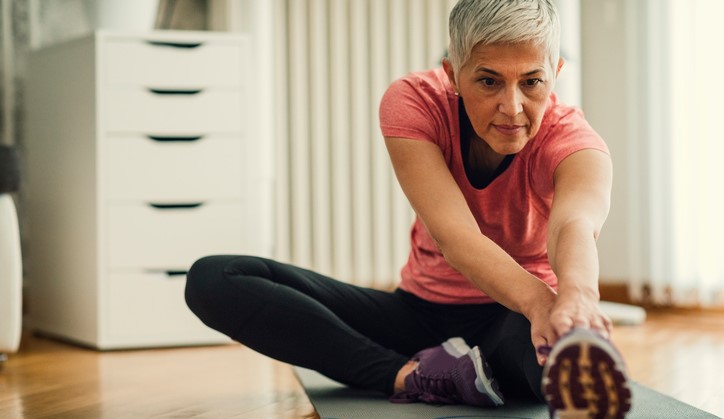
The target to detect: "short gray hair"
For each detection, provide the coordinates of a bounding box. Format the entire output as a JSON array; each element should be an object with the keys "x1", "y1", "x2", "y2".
[{"x1": 448, "y1": 0, "x2": 560, "y2": 76}]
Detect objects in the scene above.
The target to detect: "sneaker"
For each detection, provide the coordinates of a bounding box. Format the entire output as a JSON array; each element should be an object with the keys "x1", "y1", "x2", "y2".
[
  {"x1": 542, "y1": 328, "x2": 632, "y2": 419},
  {"x1": 390, "y1": 337, "x2": 505, "y2": 407}
]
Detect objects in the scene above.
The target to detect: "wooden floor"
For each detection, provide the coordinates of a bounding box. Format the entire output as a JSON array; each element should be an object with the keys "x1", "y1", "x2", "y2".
[{"x1": 1, "y1": 310, "x2": 724, "y2": 418}]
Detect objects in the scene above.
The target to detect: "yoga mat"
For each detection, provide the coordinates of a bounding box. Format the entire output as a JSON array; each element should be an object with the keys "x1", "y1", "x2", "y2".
[{"x1": 295, "y1": 367, "x2": 721, "y2": 419}]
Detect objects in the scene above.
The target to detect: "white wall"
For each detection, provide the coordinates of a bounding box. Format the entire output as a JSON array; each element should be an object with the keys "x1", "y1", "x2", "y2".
[
  {"x1": 554, "y1": 0, "x2": 582, "y2": 107},
  {"x1": 580, "y1": 0, "x2": 633, "y2": 283}
]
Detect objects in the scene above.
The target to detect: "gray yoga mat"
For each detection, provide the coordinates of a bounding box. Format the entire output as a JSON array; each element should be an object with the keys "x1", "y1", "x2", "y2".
[{"x1": 295, "y1": 367, "x2": 721, "y2": 419}]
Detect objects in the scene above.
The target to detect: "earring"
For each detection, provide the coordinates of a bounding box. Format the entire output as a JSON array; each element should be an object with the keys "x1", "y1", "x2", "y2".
[{"x1": 454, "y1": 91, "x2": 460, "y2": 96}]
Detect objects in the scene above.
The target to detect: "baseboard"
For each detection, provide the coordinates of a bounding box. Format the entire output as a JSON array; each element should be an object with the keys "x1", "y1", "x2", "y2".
[
  {"x1": 599, "y1": 281, "x2": 724, "y2": 314},
  {"x1": 599, "y1": 282, "x2": 632, "y2": 304}
]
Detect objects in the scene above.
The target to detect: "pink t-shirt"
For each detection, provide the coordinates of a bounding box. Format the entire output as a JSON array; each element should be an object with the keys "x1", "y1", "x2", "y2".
[{"x1": 379, "y1": 67, "x2": 609, "y2": 304}]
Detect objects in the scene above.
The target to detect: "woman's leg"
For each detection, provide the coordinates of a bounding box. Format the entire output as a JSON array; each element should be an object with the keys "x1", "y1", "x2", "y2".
[
  {"x1": 393, "y1": 293, "x2": 542, "y2": 402},
  {"x1": 466, "y1": 308, "x2": 544, "y2": 401},
  {"x1": 387, "y1": 291, "x2": 543, "y2": 402},
  {"x1": 185, "y1": 255, "x2": 435, "y2": 394}
]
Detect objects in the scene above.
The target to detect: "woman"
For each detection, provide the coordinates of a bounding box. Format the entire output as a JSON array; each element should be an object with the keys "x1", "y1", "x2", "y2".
[{"x1": 185, "y1": 0, "x2": 631, "y2": 417}]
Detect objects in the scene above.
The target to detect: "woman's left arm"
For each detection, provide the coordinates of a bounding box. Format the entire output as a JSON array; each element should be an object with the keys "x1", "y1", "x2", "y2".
[{"x1": 547, "y1": 148, "x2": 613, "y2": 338}]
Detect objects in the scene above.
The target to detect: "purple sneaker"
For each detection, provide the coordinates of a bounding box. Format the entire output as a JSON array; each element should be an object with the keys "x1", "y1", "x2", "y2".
[
  {"x1": 542, "y1": 328, "x2": 632, "y2": 419},
  {"x1": 390, "y1": 337, "x2": 504, "y2": 407}
]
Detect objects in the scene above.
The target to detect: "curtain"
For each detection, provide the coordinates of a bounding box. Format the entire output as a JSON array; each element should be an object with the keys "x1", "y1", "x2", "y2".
[{"x1": 629, "y1": 0, "x2": 724, "y2": 307}]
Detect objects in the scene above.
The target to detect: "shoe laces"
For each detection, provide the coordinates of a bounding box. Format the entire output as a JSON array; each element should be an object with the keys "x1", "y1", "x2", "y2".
[{"x1": 395, "y1": 368, "x2": 460, "y2": 404}]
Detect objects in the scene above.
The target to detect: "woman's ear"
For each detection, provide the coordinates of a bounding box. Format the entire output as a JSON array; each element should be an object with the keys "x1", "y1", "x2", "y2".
[
  {"x1": 442, "y1": 58, "x2": 460, "y2": 95},
  {"x1": 556, "y1": 57, "x2": 565, "y2": 77}
]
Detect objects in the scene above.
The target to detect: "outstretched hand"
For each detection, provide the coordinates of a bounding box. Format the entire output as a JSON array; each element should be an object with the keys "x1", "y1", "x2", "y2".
[
  {"x1": 525, "y1": 289, "x2": 558, "y2": 366},
  {"x1": 549, "y1": 292, "x2": 612, "y2": 339},
  {"x1": 527, "y1": 290, "x2": 612, "y2": 366}
]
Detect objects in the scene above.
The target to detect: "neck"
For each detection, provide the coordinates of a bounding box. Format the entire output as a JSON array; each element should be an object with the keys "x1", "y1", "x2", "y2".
[{"x1": 468, "y1": 136, "x2": 505, "y2": 172}]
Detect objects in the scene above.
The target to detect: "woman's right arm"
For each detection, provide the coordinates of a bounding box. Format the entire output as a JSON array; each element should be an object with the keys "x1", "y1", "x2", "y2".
[{"x1": 385, "y1": 136, "x2": 558, "y2": 362}]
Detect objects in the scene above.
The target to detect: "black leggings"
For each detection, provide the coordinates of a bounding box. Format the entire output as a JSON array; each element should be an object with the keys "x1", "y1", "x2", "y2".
[{"x1": 185, "y1": 255, "x2": 544, "y2": 401}]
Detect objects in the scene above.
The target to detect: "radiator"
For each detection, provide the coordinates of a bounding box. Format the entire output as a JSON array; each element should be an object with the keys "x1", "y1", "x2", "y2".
[{"x1": 272, "y1": 0, "x2": 456, "y2": 288}]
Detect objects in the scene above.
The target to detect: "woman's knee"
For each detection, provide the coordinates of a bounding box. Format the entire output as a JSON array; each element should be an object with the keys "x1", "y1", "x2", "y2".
[
  {"x1": 185, "y1": 255, "x2": 285, "y2": 339},
  {"x1": 185, "y1": 255, "x2": 238, "y2": 317},
  {"x1": 187, "y1": 254, "x2": 227, "y2": 288},
  {"x1": 184, "y1": 255, "x2": 273, "y2": 319},
  {"x1": 186, "y1": 254, "x2": 263, "y2": 290}
]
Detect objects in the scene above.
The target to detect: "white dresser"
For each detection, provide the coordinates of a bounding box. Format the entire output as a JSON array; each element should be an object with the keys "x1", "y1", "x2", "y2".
[{"x1": 26, "y1": 30, "x2": 272, "y2": 349}]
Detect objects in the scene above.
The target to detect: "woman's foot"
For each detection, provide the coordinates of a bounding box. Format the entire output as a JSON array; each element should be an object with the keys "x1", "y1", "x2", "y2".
[
  {"x1": 389, "y1": 337, "x2": 504, "y2": 407},
  {"x1": 542, "y1": 328, "x2": 632, "y2": 419}
]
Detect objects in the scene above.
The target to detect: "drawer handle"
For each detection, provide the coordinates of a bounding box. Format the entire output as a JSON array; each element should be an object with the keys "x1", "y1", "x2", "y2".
[
  {"x1": 148, "y1": 88, "x2": 203, "y2": 95},
  {"x1": 164, "y1": 270, "x2": 189, "y2": 277},
  {"x1": 148, "y1": 202, "x2": 204, "y2": 210},
  {"x1": 146, "y1": 40, "x2": 203, "y2": 49},
  {"x1": 145, "y1": 269, "x2": 189, "y2": 278},
  {"x1": 147, "y1": 135, "x2": 204, "y2": 143}
]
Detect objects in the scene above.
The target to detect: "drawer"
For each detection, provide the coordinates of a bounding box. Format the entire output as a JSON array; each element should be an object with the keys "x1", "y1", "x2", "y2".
[
  {"x1": 104, "y1": 88, "x2": 244, "y2": 134},
  {"x1": 104, "y1": 271, "x2": 230, "y2": 347},
  {"x1": 103, "y1": 37, "x2": 245, "y2": 88},
  {"x1": 104, "y1": 135, "x2": 244, "y2": 202},
  {"x1": 107, "y1": 202, "x2": 255, "y2": 270}
]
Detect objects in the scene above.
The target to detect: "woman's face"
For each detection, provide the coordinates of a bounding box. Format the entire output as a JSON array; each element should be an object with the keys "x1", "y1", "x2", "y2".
[{"x1": 444, "y1": 41, "x2": 563, "y2": 155}]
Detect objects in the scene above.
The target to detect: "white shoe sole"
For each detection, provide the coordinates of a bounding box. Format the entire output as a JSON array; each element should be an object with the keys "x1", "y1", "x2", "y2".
[{"x1": 469, "y1": 346, "x2": 505, "y2": 407}]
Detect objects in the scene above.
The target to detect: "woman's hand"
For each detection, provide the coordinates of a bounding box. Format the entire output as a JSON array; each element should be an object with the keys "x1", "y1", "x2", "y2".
[
  {"x1": 549, "y1": 290, "x2": 612, "y2": 339},
  {"x1": 526, "y1": 287, "x2": 612, "y2": 366},
  {"x1": 524, "y1": 287, "x2": 558, "y2": 366}
]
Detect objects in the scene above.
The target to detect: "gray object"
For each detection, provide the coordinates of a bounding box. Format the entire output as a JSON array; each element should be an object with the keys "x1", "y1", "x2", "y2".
[
  {"x1": 0, "y1": 145, "x2": 20, "y2": 193},
  {"x1": 600, "y1": 301, "x2": 647, "y2": 326},
  {"x1": 295, "y1": 367, "x2": 721, "y2": 419},
  {"x1": 0, "y1": 145, "x2": 22, "y2": 355}
]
